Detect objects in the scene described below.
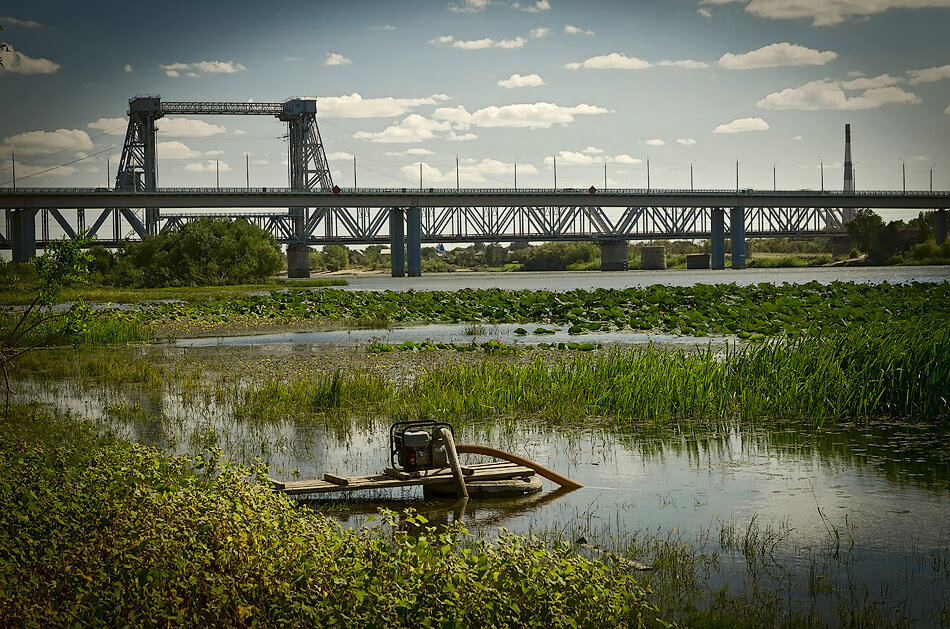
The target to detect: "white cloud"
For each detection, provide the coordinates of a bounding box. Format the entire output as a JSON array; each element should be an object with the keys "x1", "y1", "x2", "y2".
[
  {"x1": 705, "y1": 0, "x2": 950, "y2": 26},
  {"x1": 841, "y1": 74, "x2": 902, "y2": 89},
  {"x1": 159, "y1": 118, "x2": 227, "y2": 137},
  {"x1": 498, "y1": 73, "x2": 545, "y2": 88},
  {"x1": 354, "y1": 114, "x2": 451, "y2": 143},
  {"x1": 234, "y1": 129, "x2": 246, "y2": 136},
  {"x1": 406, "y1": 147, "x2": 435, "y2": 155},
  {"x1": 448, "y1": 0, "x2": 491, "y2": 12},
  {"x1": 185, "y1": 160, "x2": 231, "y2": 172},
  {"x1": 432, "y1": 35, "x2": 527, "y2": 50},
  {"x1": 447, "y1": 132, "x2": 479, "y2": 141},
  {"x1": 907, "y1": 64, "x2": 950, "y2": 84},
  {"x1": 658, "y1": 59, "x2": 709, "y2": 69},
  {"x1": 718, "y1": 42, "x2": 837, "y2": 70},
  {"x1": 698, "y1": 7, "x2": 713, "y2": 17},
  {"x1": 0, "y1": 44, "x2": 60, "y2": 74},
  {"x1": 158, "y1": 141, "x2": 202, "y2": 159},
  {"x1": 326, "y1": 151, "x2": 354, "y2": 160},
  {"x1": 582, "y1": 146, "x2": 604, "y2": 154},
  {"x1": 677, "y1": 138, "x2": 697, "y2": 145},
  {"x1": 3, "y1": 128, "x2": 93, "y2": 154},
  {"x1": 530, "y1": 27, "x2": 550, "y2": 38},
  {"x1": 756, "y1": 78, "x2": 921, "y2": 110},
  {"x1": 159, "y1": 60, "x2": 246, "y2": 77},
  {"x1": 403, "y1": 157, "x2": 537, "y2": 185},
  {"x1": 464, "y1": 102, "x2": 612, "y2": 129},
  {"x1": 566, "y1": 52, "x2": 651, "y2": 70},
  {"x1": 124, "y1": 64, "x2": 133, "y2": 73},
  {"x1": 1, "y1": 16, "x2": 41, "y2": 28},
  {"x1": 325, "y1": 53, "x2": 352, "y2": 66},
  {"x1": 317, "y1": 93, "x2": 450, "y2": 118},
  {"x1": 518, "y1": 0, "x2": 551, "y2": 11},
  {"x1": 370, "y1": 25, "x2": 397, "y2": 31},
  {"x1": 645, "y1": 138, "x2": 666, "y2": 146},
  {"x1": 613, "y1": 154, "x2": 641, "y2": 164},
  {"x1": 87, "y1": 117, "x2": 128, "y2": 135},
  {"x1": 432, "y1": 105, "x2": 475, "y2": 128},
  {"x1": 564, "y1": 24, "x2": 596, "y2": 36},
  {"x1": 712, "y1": 117, "x2": 770, "y2": 133},
  {"x1": 543, "y1": 151, "x2": 640, "y2": 165},
  {"x1": 793, "y1": 135, "x2": 803, "y2": 140}
]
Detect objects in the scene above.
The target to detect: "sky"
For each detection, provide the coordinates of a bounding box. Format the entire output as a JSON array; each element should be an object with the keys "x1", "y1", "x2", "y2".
[{"x1": 1, "y1": 0, "x2": 949, "y2": 196}]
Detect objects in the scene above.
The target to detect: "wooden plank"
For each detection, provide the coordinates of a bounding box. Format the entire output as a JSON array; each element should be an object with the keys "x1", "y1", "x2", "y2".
[
  {"x1": 278, "y1": 463, "x2": 535, "y2": 496},
  {"x1": 323, "y1": 473, "x2": 349, "y2": 486}
]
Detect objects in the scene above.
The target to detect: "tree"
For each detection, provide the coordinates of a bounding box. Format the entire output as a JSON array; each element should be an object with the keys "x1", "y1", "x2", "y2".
[
  {"x1": 846, "y1": 209, "x2": 884, "y2": 254},
  {"x1": 113, "y1": 218, "x2": 283, "y2": 287},
  {"x1": 1, "y1": 234, "x2": 92, "y2": 417},
  {"x1": 322, "y1": 245, "x2": 349, "y2": 272}
]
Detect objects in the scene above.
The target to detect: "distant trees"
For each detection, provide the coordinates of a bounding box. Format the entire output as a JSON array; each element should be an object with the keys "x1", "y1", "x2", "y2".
[
  {"x1": 96, "y1": 218, "x2": 283, "y2": 287},
  {"x1": 521, "y1": 242, "x2": 599, "y2": 271}
]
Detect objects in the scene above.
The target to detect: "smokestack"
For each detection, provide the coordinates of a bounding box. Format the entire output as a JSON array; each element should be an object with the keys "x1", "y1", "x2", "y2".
[{"x1": 842, "y1": 123, "x2": 855, "y2": 222}]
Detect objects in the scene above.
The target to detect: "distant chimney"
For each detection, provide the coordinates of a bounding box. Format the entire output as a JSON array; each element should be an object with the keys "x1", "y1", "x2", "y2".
[{"x1": 842, "y1": 124, "x2": 855, "y2": 222}]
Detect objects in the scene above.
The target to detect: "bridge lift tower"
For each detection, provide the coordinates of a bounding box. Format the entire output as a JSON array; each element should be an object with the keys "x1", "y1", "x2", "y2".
[{"x1": 114, "y1": 95, "x2": 333, "y2": 277}]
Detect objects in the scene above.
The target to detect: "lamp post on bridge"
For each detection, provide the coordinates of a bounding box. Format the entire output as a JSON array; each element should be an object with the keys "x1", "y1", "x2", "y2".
[
  {"x1": 604, "y1": 156, "x2": 610, "y2": 191},
  {"x1": 932, "y1": 163, "x2": 937, "y2": 192},
  {"x1": 690, "y1": 160, "x2": 695, "y2": 191}
]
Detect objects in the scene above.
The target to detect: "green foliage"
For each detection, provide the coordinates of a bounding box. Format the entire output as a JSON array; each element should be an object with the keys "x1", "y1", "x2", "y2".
[
  {"x1": 111, "y1": 218, "x2": 284, "y2": 287},
  {"x1": 846, "y1": 209, "x2": 884, "y2": 254},
  {"x1": 0, "y1": 406, "x2": 666, "y2": 628},
  {"x1": 521, "y1": 241, "x2": 599, "y2": 271},
  {"x1": 893, "y1": 237, "x2": 950, "y2": 265}
]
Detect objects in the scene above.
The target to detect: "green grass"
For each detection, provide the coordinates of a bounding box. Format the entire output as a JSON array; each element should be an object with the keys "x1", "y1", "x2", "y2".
[{"x1": 0, "y1": 405, "x2": 667, "y2": 628}]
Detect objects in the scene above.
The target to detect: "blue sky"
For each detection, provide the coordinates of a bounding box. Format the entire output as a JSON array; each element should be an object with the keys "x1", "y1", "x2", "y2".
[{"x1": 1, "y1": 0, "x2": 949, "y2": 193}]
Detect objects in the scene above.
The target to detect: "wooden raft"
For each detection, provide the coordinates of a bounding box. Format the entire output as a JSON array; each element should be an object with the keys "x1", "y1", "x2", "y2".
[{"x1": 272, "y1": 461, "x2": 535, "y2": 496}]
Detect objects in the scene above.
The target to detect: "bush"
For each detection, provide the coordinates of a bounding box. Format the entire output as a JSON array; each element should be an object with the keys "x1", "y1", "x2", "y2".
[
  {"x1": 521, "y1": 241, "x2": 599, "y2": 271},
  {"x1": 109, "y1": 218, "x2": 283, "y2": 287}
]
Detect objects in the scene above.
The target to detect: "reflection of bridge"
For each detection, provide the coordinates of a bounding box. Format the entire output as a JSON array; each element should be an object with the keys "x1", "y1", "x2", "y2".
[
  {"x1": 3, "y1": 187, "x2": 948, "y2": 275},
  {"x1": 1, "y1": 96, "x2": 948, "y2": 277}
]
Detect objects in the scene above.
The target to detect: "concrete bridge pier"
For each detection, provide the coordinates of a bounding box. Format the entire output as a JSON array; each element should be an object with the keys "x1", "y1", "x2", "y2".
[
  {"x1": 711, "y1": 208, "x2": 725, "y2": 270},
  {"x1": 390, "y1": 208, "x2": 405, "y2": 277},
  {"x1": 9, "y1": 209, "x2": 38, "y2": 263},
  {"x1": 407, "y1": 206, "x2": 422, "y2": 277},
  {"x1": 730, "y1": 206, "x2": 746, "y2": 269},
  {"x1": 600, "y1": 240, "x2": 629, "y2": 271},
  {"x1": 286, "y1": 244, "x2": 311, "y2": 278},
  {"x1": 936, "y1": 209, "x2": 947, "y2": 245}
]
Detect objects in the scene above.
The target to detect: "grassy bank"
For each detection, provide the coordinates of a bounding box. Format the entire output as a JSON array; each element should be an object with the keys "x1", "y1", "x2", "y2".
[{"x1": 0, "y1": 405, "x2": 666, "y2": 628}]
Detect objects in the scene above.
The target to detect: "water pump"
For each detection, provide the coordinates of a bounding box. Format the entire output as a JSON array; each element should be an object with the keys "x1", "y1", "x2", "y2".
[{"x1": 390, "y1": 420, "x2": 454, "y2": 473}]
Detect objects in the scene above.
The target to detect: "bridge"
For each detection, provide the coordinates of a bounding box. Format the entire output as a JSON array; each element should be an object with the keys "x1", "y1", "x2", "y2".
[{"x1": 1, "y1": 95, "x2": 948, "y2": 276}]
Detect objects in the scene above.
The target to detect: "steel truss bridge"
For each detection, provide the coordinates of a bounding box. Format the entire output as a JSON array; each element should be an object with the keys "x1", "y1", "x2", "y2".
[{"x1": 1, "y1": 95, "x2": 948, "y2": 275}]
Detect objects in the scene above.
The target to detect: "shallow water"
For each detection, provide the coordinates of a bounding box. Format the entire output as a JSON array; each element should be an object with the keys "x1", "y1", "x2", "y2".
[{"x1": 20, "y1": 370, "x2": 950, "y2": 626}]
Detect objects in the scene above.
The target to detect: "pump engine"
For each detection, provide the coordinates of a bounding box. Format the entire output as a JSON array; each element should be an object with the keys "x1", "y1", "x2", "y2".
[{"x1": 390, "y1": 420, "x2": 454, "y2": 473}]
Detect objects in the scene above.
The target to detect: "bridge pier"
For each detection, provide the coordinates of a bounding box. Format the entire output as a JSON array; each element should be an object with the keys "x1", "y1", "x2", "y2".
[
  {"x1": 9, "y1": 209, "x2": 37, "y2": 263},
  {"x1": 599, "y1": 240, "x2": 629, "y2": 271},
  {"x1": 286, "y1": 244, "x2": 311, "y2": 278},
  {"x1": 936, "y1": 210, "x2": 947, "y2": 245},
  {"x1": 390, "y1": 208, "x2": 405, "y2": 277},
  {"x1": 711, "y1": 208, "x2": 725, "y2": 270},
  {"x1": 730, "y1": 206, "x2": 746, "y2": 269},
  {"x1": 407, "y1": 206, "x2": 422, "y2": 277}
]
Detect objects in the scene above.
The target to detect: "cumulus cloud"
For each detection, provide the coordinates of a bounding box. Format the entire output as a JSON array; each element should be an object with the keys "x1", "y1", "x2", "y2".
[
  {"x1": 448, "y1": 0, "x2": 491, "y2": 12},
  {"x1": 124, "y1": 64, "x2": 133, "y2": 72},
  {"x1": 326, "y1": 151, "x2": 354, "y2": 160},
  {"x1": 159, "y1": 118, "x2": 227, "y2": 137},
  {"x1": 907, "y1": 64, "x2": 950, "y2": 84},
  {"x1": 403, "y1": 157, "x2": 537, "y2": 186},
  {"x1": 613, "y1": 154, "x2": 640, "y2": 164},
  {"x1": 431, "y1": 35, "x2": 527, "y2": 49},
  {"x1": 87, "y1": 117, "x2": 128, "y2": 135},
  {"x1": 406, "y1": 147, "x2": 435, "y2": 155},
  {"x1": 3, "y1": 128, "x2": 92, "y2": 154},
  {"x1": 185, "y1": 160, "x2": 231, "y2": 172},
  {"x1": 439, "y1": 102, "x2": 612, "y2": 129},
  {"x1": 564, "y1": 24, "x2": 596, "y2": 36},
  {"x1": 498, "y1": 73, "x2": 545, "y2": 88},
  {"x1": 0, "y1": 44, "x2": 60, "y2": 74},
  {"x1": 158, "y1": 141, "x2": 202, "y2": 159},
  {"x1": 644, "y1": 138, "x2": 666, "y2": 146},
  {"x1": 530, "y1": 26, "x2": 550, "y2": 38},
  {"x1": 325, "y1": 53, "x2": 352, "y2": 66},
  {"x1": 712, "y1": 117, "x2": 770, "y2": 133},
  {"x1": 517, "y1": 0, "x2": 551, "y2": 11},
  {"x1": 543, "y1": 151, "x2": 641, "y2": 165},
  {"x1": 718, "y1": 42, "x2": 837, "y2": 69},
  {"x1": 316, "y1": 93, "x2": 450, "y2": 118},
  {"x1": 756, "y1": 78, "x2": 921, "y2": 110},
  {"x1": 701, "y1": 0, "x2": 950, "y2": 26},
  {"x1": 677, "y1": 138, "x2": 697, "y2": 145},
  {"x1": 159, "y1": 60, "x2": 246, "y2": 78},
  {"x1": 697, "y1": 7, "x2": 713, "y2": 17},
  {"x1": 842, "y1": 74, "x2": 902, "y2": 89},
  {"x1": 658, "y1": 59, "x2": 709, "y2": 69},
  {"x1": 566, "y1": 52, "x2": 651, "y2": 70},
  {"x1": 354, "y1": 114, "x2": 451, "y2": 143},
  {"x1": 582, "y1": 146, "x2": 604, "y2": 154},
  {"x1": 370, "y1": 25, "x2": 397, "y2": 31}
]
